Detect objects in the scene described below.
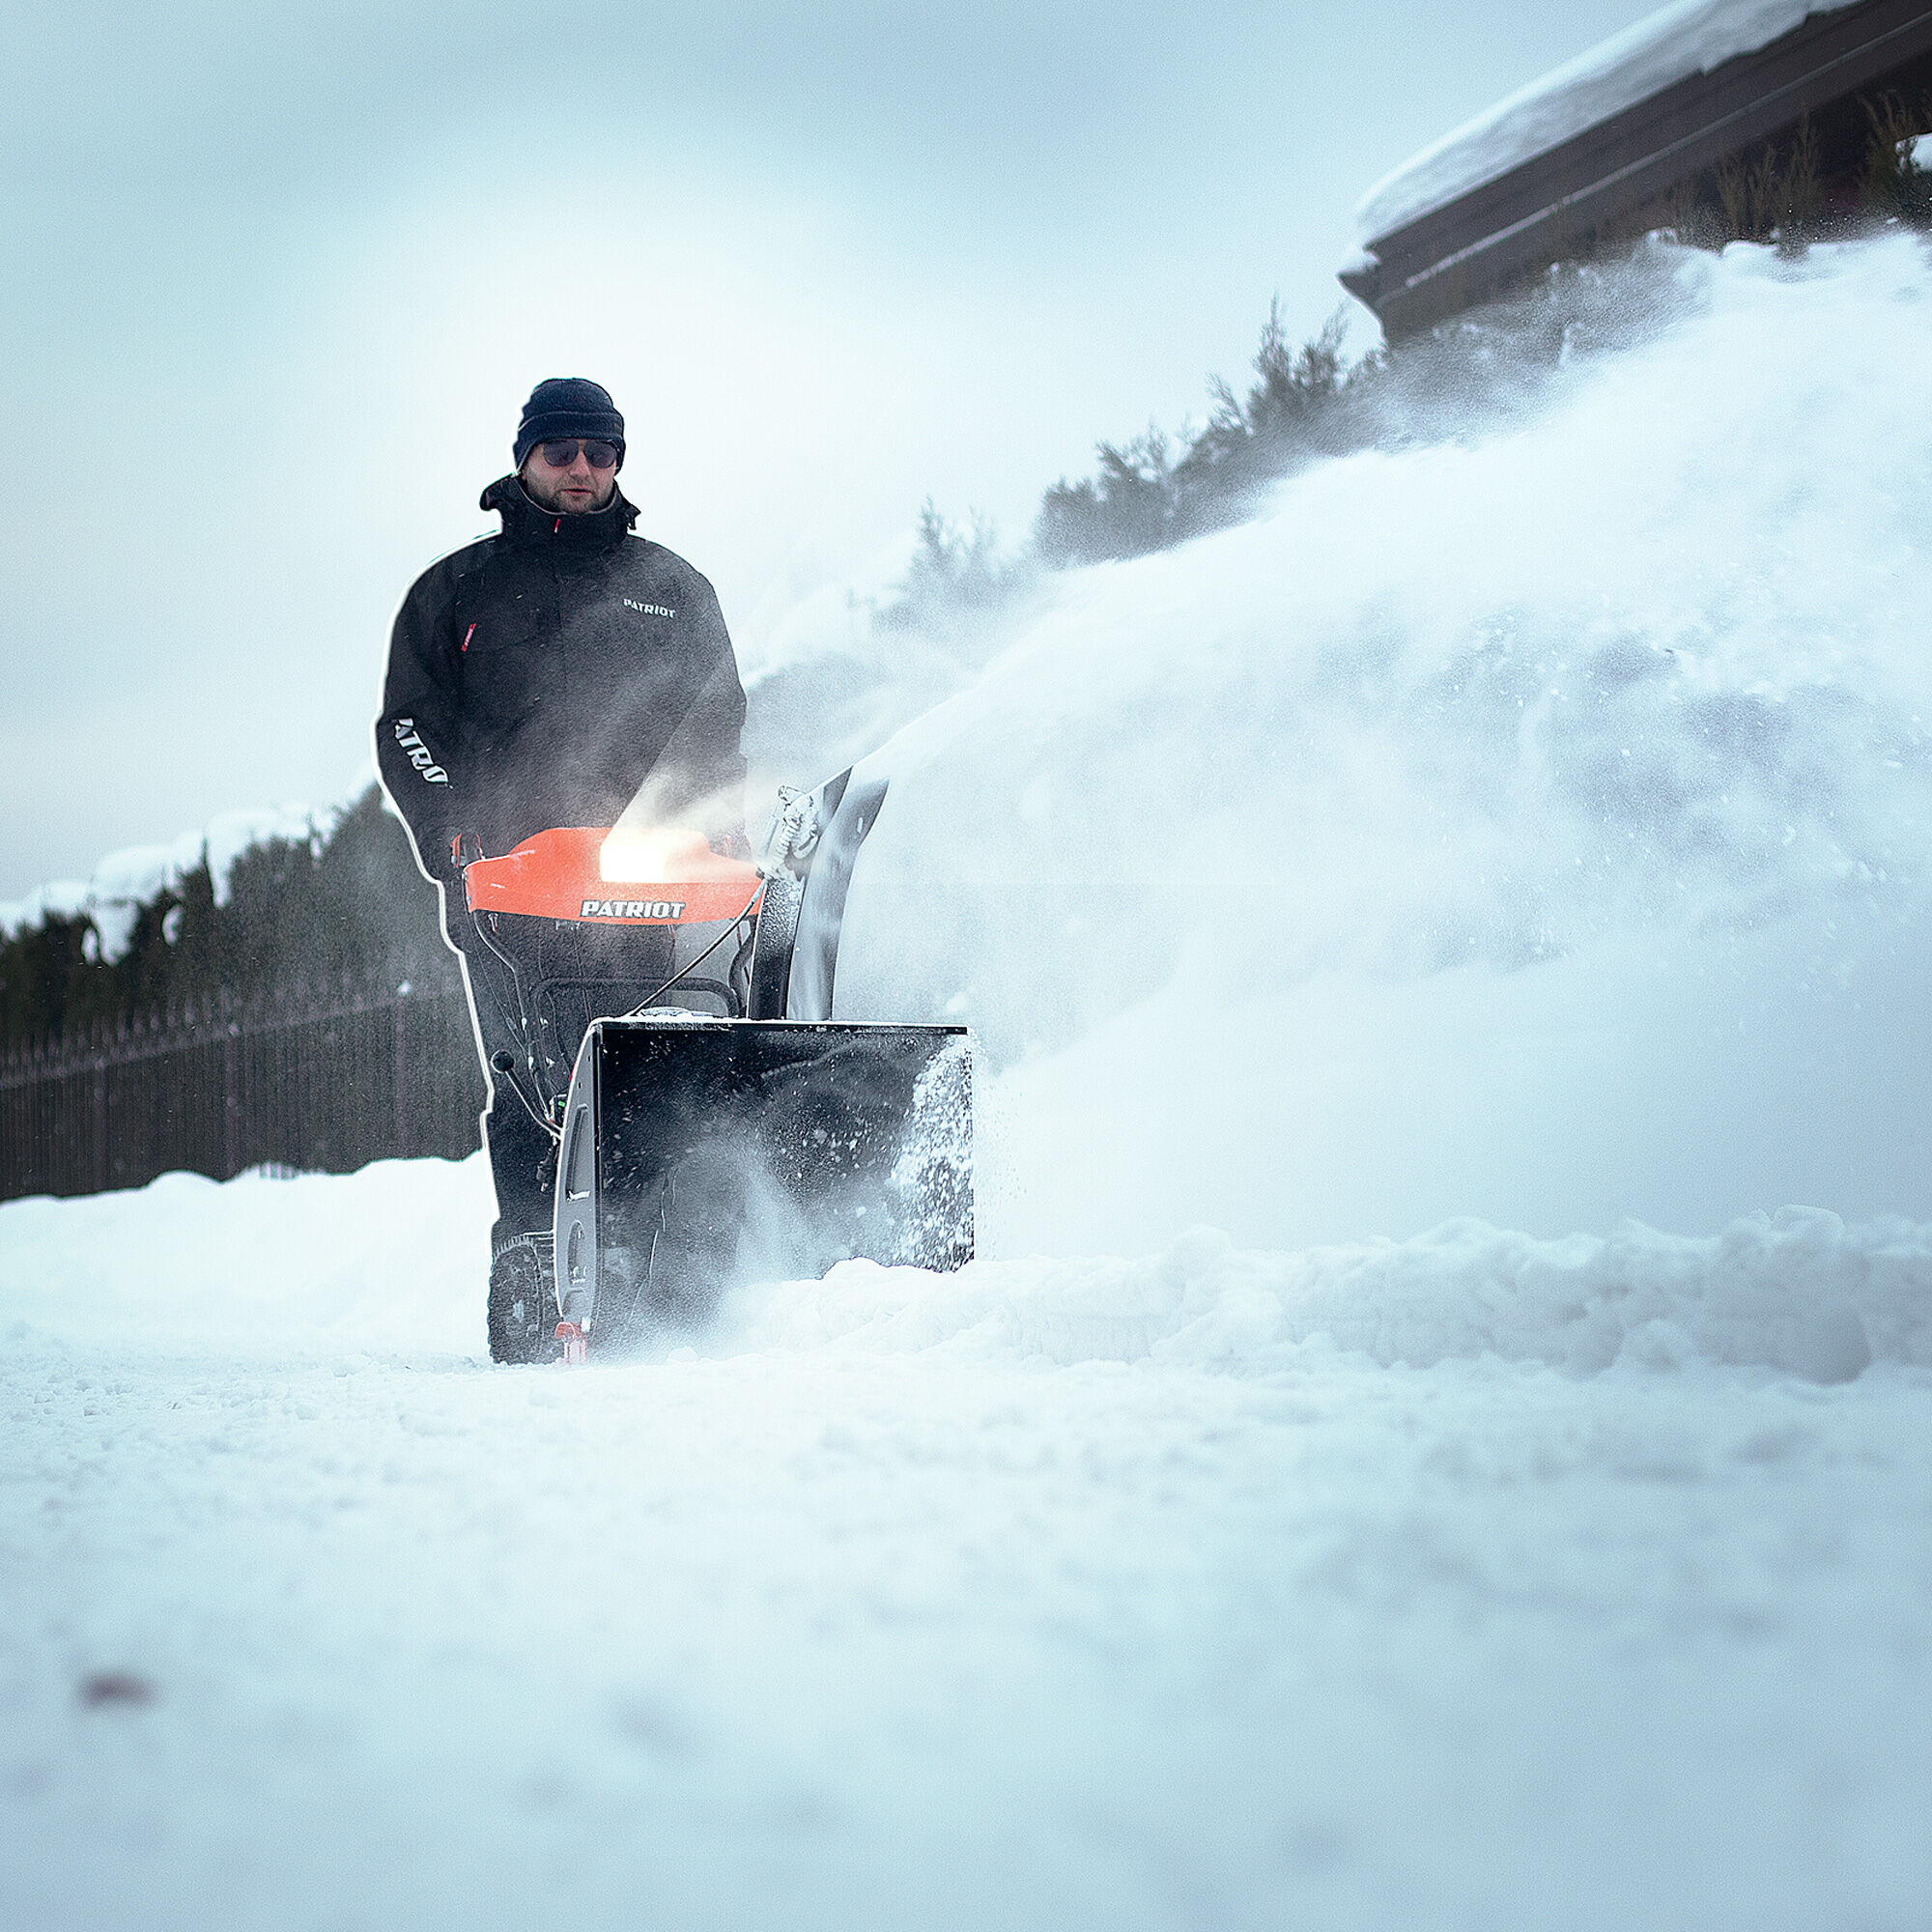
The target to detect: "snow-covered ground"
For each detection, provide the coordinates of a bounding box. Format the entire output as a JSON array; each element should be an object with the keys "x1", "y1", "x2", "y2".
[
  {"x1": 6, "y1": 237, "x2": 1932, "y2": 1926},
  {"x1": 3, "y1": 1159, "x2": 1929, "y2": 1929}
]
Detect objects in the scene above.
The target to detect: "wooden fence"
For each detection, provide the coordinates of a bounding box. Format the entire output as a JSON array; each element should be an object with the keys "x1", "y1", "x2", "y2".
[{"x1": 0, "y1": 975, "x2": 487, "y2": 1204}]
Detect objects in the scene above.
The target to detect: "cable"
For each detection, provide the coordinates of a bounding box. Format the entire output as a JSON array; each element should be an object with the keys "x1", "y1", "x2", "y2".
[{"x1": 620, "y1": 877, "x2": 767, "y2": 1019}]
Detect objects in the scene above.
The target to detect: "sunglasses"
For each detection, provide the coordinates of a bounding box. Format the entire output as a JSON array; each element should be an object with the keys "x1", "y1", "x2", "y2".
[{"x1": 536, "y1": 439, "x2": 620, "y2": 470}]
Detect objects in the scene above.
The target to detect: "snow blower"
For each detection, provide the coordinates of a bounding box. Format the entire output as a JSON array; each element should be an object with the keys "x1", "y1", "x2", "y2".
[{"x1": 462, "y1": 762, "x2": 972, "y2": 1363}]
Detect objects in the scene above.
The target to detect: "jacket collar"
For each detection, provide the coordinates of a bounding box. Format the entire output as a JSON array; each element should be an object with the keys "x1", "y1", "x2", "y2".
[{"x1": 481, "y1": 474, "x2": 639, "y2": 552}]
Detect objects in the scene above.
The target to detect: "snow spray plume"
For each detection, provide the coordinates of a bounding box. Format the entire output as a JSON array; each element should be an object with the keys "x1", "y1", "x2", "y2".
[{"x1": 820, "y1": 234, "x2": 1932, "y2": 1254}]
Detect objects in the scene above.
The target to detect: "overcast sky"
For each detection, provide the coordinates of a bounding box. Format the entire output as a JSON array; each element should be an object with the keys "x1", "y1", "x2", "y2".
[{"x1": 0, "y1": 0, "x2": 1660, "y2": 894}]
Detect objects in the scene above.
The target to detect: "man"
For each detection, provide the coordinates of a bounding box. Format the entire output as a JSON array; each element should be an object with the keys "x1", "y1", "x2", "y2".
[{"x1": 376, "y1": 377, "x2": 748, "y2": 1305}]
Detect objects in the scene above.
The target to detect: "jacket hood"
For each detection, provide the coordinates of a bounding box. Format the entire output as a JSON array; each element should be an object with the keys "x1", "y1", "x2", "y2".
[{"x1": 481, "y1": 473, "x2": 639, "y2": 551}]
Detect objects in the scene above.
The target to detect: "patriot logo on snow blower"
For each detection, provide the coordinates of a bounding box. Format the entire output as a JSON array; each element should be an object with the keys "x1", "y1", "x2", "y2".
[
  {"x1": 392, "y1": 719, "x2": 448, "y2": 783},
  {"x1": 581, "y1": 898, "x2": 687, "y2": 920}
]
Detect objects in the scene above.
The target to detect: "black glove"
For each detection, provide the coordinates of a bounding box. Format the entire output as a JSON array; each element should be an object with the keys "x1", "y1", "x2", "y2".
[{"x1": 431, "y1": 830, "x2": 481, "y2": 885}]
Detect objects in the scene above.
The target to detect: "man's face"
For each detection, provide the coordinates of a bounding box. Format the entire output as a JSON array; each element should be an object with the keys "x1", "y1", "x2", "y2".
[{"x1": 520, "y1": 439, "x2": 620, "y2": 513}]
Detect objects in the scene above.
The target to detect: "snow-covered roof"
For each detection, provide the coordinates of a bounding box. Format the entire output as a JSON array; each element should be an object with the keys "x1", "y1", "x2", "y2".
[{"x1": 1355, "y1": 0, "x2": 1863, "y2": 242}]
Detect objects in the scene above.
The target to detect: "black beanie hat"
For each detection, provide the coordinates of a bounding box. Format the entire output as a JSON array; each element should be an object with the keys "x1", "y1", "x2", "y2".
[{"x1": 514, "y1": 377, "x2": 626, "y2": 470}]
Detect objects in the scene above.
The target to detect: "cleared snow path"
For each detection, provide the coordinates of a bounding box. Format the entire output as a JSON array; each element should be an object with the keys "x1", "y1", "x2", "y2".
[{"x1": 3, "y1": 1158, "x2": 1929, "y2": 1930}]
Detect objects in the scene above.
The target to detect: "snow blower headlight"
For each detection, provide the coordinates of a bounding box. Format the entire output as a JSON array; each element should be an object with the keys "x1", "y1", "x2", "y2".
[{"x1": 599, "y1": 826, "x2": 713, "y2": 883}]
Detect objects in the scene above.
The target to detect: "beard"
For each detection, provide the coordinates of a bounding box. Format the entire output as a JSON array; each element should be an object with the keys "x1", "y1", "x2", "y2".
[{"x1": 520, "y1": 466, "x2": 616, "y2": 513}]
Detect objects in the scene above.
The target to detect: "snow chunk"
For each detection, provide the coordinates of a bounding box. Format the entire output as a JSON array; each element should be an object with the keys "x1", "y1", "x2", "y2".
[{"x1": 1355, "y1": 0, "x2": 1864, "y2": 242}]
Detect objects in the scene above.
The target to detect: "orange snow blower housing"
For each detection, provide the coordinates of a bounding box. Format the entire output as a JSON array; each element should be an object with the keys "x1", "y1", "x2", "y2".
[
  {"x1": 458, "y1": 768, "x2": 972, "y2": 1365},
  {"x1": 465, "y1": 826, "x2": 763, "y2": 928}
]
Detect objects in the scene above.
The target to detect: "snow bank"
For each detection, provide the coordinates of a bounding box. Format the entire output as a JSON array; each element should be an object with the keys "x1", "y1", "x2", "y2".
[
  {"x1": 0, "y1": 1155, "x2": 490, "y2": 1358},
  {"x1": 7, "y1": 1153, "x2": 1923, "y2": 1387},
  {"x1": 1354, "y1": 0, "x2": 1862, "y2": 242},
  {"x1": 828, "y1": 235, "x2": 1932, "y2": 1249},
  {"x1": 723, "y1": 1205, "x2": 1928, "y2": 1383}
]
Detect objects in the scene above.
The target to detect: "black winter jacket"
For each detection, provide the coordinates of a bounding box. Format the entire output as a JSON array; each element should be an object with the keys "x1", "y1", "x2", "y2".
[{"x1": 377, "y1": 476, "x2": 747, "y2": 880}]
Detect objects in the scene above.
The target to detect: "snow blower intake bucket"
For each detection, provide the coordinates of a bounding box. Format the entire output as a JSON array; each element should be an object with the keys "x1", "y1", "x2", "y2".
[
  {"x1": 463, "y1": 755, "x2": 973, "y2": 1357},
  {"x1": 554, "y1": 1017, "x2": 972, "y2": 1348}
]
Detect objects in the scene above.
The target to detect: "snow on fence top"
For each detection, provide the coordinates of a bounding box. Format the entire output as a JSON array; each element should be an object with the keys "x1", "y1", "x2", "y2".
[{"x1": 1354, "y1": 0, "x2": 1863, "y2": 243}]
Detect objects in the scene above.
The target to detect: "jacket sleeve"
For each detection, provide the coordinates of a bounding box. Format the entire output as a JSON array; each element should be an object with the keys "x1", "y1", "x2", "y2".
[
  {"x1": 684, "y1": 583, "x2": 750, "y2": 841},
  {"x1": 375, "y1": 563, "x2": 467, "y2": 882},
  {"x1": 628, "y1": 579, "x2": 749, "y2": 842}
]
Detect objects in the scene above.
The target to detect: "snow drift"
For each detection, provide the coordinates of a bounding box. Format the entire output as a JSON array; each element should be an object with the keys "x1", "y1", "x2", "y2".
[
  {"x1": 724, "y1": 1206, "x2": 1920, "y2": 1385},
  {"x1": 8, "y1": 1155, "x2": 1926, "y2": 1387}
]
